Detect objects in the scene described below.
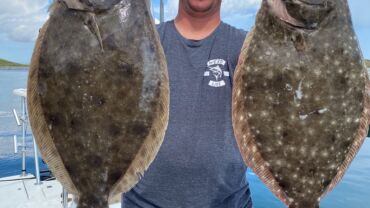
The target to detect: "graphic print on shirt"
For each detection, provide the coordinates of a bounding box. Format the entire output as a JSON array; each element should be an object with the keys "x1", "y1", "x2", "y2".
[{"x1": 204, "y1": 59, "x2": 230, "y2": 87}]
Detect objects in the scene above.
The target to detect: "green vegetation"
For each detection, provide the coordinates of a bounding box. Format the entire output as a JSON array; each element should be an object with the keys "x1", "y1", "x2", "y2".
[
  {"x1": 0, "y1": 58, "x2": 28, "y2": 67},
  {"x1": 366, "y1": 59, "x2": 370, "y2": 68}
]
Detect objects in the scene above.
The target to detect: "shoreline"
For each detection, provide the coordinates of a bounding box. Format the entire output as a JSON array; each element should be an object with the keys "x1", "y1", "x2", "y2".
[{"x1": 0, "y1": 66, "x2": 28, "y2": 70}]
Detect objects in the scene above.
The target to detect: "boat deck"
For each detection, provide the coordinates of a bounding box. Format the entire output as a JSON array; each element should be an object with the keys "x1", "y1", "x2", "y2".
[
  {"x1": 0, "y1": 174, "x2": 66, "y2": 208},
  {"x1": 0, "y1": 174, "x2": 121, "y2": 208}
]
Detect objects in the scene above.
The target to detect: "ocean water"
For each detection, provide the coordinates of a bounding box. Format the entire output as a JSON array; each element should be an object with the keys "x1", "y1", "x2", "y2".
[
  {"x1": 0, "y1": 69, "x2": 369, "y2": 207},
  {"x1": 0, "y1": 68, "x2": 49, "y2": 177}
]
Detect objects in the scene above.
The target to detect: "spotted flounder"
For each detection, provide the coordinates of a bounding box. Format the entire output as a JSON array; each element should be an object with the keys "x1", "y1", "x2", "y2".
[
  {"x1": 232, "y1": 0, "x2": 370, "y2": 207},
  {"x1": 27, "y1": 0, "x2": 169, "y2": 207}
]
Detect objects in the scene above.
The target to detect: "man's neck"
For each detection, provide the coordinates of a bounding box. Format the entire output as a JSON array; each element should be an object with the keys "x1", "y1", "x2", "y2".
[{"x1": 174, "y1": 9, "x2": 221, "y2": 41}]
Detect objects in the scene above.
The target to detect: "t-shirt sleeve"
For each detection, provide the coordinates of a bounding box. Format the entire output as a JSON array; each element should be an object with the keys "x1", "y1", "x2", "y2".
[{"x1": 228, "y1": 27, "x2": 247, "y2": 75}]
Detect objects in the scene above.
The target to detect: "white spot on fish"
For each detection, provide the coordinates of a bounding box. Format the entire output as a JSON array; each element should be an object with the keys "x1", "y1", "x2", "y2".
[
  {"x1": 318, "y1": 108, "x2": 328, "y2": 114},
  {"x1": 300, "y1": 114, "x2": 308, "y2": 120},
  {"x1": 322, "y1": 150, "x2": 329, "y2": 158},
  {"x1": 276, "y1": 125, "x2": 282, "y2": 131},
  {"x1": 276, "y1": 160, "x2": 282, "y2": 166},
  {"x1": 261, "y1": 110, "x2": 268, "y2": 117},
  {"x1": 311, "y1": 148, "x2": 317, "y2": 157},
  {"x1": 295, "y1": 79, "x2": 304, "y2": 101},
  {"x1": 313, "y1": 69, "x2": 322, "y2": 76},
  {"x1": 299, "y1": 147, "x2": 307, "y2": 155},
  {"x1": 329, "y1": 163, "x2": 336, "y2": 169},
  {"x1": 286, "y1": 84, "x2": 293, "y2": 91},
  {"x1": 266, "y1": 70, "x2": 274, "y2": 79},
  {"x1": 292, "y1": 174, "x2": 298, "y2": 179},
  {"x1": 308, "y1": 128, "x2": 315, "y2": 135},
  {"x1": 289, "y1": 146, "x2": 296, "y2": 152},
  {"x1": 237, "y1": 115, "x2": 245, "y2": 123},
  {"x1": 252, "y1": 146, "x2": 257, "y2": 153}
]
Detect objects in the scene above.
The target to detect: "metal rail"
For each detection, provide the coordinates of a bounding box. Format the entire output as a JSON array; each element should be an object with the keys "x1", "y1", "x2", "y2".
[{"x1": 12, "y1": 89, "x2": 42, "y2": 185}]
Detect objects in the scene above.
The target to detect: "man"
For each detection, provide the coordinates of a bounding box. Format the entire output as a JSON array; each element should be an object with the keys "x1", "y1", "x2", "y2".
[{"x1": 121, "y1": 0, "x2": 252, "y2": 207}]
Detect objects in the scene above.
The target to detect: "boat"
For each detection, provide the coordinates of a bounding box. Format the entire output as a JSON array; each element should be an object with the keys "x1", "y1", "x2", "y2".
[{"x1": 0, "y1": 88, "x2": 121, "y2": 208}]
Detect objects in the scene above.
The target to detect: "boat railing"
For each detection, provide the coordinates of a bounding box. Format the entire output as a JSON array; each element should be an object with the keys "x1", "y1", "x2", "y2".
[
  {"x1": 12, "y1": 88, "x2": 72, "y2": 208},
  {"x1": 12, "y1": 88, "x2": 42, "y2": 185}
]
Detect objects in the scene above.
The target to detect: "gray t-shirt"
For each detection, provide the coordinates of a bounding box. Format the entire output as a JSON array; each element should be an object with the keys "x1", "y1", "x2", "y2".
[{"x1": 121, "y1": 20, "x2": 252, "y2": 208}]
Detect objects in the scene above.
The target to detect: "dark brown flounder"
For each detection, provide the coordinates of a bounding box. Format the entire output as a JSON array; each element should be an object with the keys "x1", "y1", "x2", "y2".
[
  {"x1": 232, "y1": 0, "x2": 369, "y2": 207},
  {"x1": 27, "y1": 0, "x2": 169, "y2": 207}
]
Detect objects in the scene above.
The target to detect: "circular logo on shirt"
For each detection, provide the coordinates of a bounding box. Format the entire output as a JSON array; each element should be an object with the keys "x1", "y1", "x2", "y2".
[{"x1": 203, "y1": 59, "x2": 229, "y2": 88}]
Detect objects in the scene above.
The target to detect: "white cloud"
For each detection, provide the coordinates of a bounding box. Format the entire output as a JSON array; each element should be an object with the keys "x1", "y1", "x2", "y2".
[
  {"x1": 221, "y1": 0, "x2": 261, "y2": 15},
  {"x1": 0, "y1": 0, "x2": 49, "y2": 42},
  {"x1": 221, "y1": 0, "x2": 261, "y2": 30},
  {"x1": 348, "y1": 1, "x2": 370, "y2": 28},
  {"x1": 165, "y1": 0, "x2": 179, "y2": 20}
]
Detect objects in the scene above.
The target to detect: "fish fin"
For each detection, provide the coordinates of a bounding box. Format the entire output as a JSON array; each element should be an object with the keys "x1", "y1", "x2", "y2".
[
  {"x1": 367, "y1": 79, "x2": 370, "y2": 126},
  {"x1": 108, "y1": 27, "x2": 169, "y2": 203},
  {"x1": 108, "y1": 79, "x2": 169, "y2": 204},
  {"x1": 108, "y1": 65, "x2": 169, "y2": 203},
  {"x1": 48, "y1": 0, "x2": 59, "y2": 13},
  {"x1": 83, "y1": 12, "x2": 105, "y2": 52},
  {"x1": 233, "y1": 27, "x2": 291, "y2": 206},
  {"x1": 320, "y1": 68, "x2": 370, "y2": 198},
  {"x1": 288, "y1": 202, "x2": 319, "y2": 208},
  {"x1": 27, "y1": 20, "x2": 79, "y2": 196}
]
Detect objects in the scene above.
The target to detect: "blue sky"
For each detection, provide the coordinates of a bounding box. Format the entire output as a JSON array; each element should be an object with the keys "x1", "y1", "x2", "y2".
[{"x1": 0, "y1": 0, "x2": 369, "y2": 64}]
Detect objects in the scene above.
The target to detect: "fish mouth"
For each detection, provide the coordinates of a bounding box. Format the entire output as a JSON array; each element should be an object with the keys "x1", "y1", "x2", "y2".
[{"x1": 267, "y1": 0, "x2": 332, "y2": 31}]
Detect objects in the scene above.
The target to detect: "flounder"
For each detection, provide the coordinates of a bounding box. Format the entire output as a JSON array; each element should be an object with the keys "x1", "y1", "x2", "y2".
[
  {"x1": 27, "y1": 0, "x2": 169, "y2": 207},
  {"x1": 232, "y1": 0, "x2": 369, "y2": 207}
]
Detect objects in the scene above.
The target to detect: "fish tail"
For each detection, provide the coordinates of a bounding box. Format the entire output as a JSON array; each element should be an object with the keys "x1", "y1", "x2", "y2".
[
  {"x1": 77, "y1": 193, "x2": 109, "y2": 208},
  {"x1": 288, "y1": 202, "x2": 319, "y2": 208}
]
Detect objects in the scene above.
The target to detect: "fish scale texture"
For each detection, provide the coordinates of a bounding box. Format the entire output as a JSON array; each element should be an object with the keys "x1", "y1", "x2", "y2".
[
  {"x1": 27, "y1": 1, "x2": 169, "y2": 207},
  {"x1": 232, "y1": 0, "x2": 370, "y2": 207}
]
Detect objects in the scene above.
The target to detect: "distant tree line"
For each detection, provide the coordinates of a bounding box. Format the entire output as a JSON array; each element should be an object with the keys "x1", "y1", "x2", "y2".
[{"x1": 0, "y1": 58, "x2": 28, "y2": 67}]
